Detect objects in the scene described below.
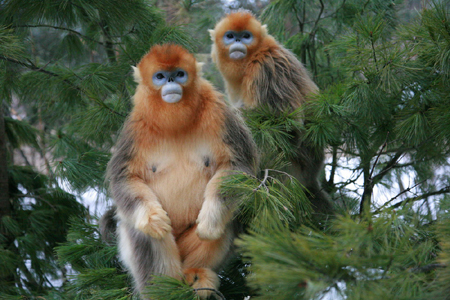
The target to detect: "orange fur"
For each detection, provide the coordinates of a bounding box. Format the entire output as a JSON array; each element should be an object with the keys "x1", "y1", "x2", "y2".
[
  {"x1": 211, "y1": 11, "x2": 275, "y2": 94},
  {"x1": 184, "y1": 267, "x2": 220, "y2": 299},
  {"x1": 177, "y1": 224, "x2": 233, "y2": 269}
]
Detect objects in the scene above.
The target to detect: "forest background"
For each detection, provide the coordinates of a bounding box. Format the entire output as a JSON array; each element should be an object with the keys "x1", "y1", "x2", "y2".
[{"x1": 2, "y1": 0, "x2": 450, "y2": 299}]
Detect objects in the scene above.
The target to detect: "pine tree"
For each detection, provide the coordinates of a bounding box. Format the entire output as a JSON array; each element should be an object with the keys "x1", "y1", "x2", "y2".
[{"x1": 2, "y1": 0, "x2": 450, "y2": 299}]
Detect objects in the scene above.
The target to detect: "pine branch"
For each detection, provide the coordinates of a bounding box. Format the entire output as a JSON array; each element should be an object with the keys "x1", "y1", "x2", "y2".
[
  {"x1": 370, "y1": 32, "x2": 379, "y2": 71},
  {"x1": 98, "y1": 20, "x2": 117, "y2": 64},
  {"x1": 410, "y1": 263, "x2": 446, "y2": 274},
  {"x1": 372, "y1": 151, "x2": 404, "y2": 183},
  {"x1": 311, "y1": 0, "x2": 325, "y2": 37},
  {"x1": 373, "y1": 179, "x2": 427, "y2": 214},
  {"x1": 292, "y1": 4, "x2": 304, "y2": 34},
  {"x1": 369, "y1": 132, "x2": 390, "y2": 180},
  {"x1": 253, "y1": 169, "x2": 269, "y2": 192},
  {"x1": 194, "y1": 288, "x2": 226, "y2": 300},
  {"x1": 0, "y1": 55, "x2": 126, "y2": 118},
  {"x1": 11, "y1": 24, "x2": 118, "y2": 46},
  {"x1": 388, "y1": 186, "x2": 450, "y2": 210}
]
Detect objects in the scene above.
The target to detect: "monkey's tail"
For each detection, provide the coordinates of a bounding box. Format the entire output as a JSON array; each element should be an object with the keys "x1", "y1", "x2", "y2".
[{"x1": 99, "y1": 206, "x2": 117, "y2": 244}]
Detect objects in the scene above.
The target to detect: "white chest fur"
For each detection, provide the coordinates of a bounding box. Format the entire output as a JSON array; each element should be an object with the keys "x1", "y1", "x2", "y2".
[{"x1": 145, "y1": 138, "x2": 216, "y2": 235}]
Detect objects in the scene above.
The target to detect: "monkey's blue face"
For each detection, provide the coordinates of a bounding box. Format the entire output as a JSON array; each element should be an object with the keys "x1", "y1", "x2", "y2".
[
  {"x1": 223, "y1": 31, "x2": 253, "y2": 60},
  {"x1": 152, "y1": 69, "x2": 188, "y2": 103}
]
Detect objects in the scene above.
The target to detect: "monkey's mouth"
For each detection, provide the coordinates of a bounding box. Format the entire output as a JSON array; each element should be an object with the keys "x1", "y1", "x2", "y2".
[
  {"x1": 229, "y1": 50, "x2": 246, "y2": 60},
  {"x1": 229, "y1": 44, "x2": 247, "y2": 60},
  {"x1": 161, "y1": 83, "x2": 183, "y2": 103},
  {"x1": 162, "y1": 92, "x2": 182, "y2": 103}
]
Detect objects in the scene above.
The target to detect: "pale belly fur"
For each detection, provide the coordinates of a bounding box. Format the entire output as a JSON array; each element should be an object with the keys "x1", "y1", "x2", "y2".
[{"x1": 145, "y1": 139, "x2": 215, "y2": 237}]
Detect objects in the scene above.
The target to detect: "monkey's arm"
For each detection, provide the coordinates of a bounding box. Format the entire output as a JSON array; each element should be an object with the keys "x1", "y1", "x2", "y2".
[
  {"x1": 196, "y1": 108, "x2": 257, "y2": 240},
  {"x1": 107, "y1": 125, "x2": 171, "y2": 239}
]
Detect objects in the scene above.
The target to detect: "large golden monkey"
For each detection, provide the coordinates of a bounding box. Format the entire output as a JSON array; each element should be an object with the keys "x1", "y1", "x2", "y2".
[
  {"x1": 209, "y1": 10, "x2": 332, "y2": 214},
  {"x1": 106, "y1": 44, "x2": 257, "y2": 298}
]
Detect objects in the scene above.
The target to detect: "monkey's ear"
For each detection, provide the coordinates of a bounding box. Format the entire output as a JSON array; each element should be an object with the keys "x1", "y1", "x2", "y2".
[
  {"x1": 208, "y1": 29, "x2": 216, "y2": 41},
  {"x1": 132, "y1": 66, "x2": 142, "y2": 83},
  {"x1": 196, "y1": 62, "x2": 205, "y2": 76},
  {"x1": 261, "y1": 24, "x2": 269, "y2": 37}
]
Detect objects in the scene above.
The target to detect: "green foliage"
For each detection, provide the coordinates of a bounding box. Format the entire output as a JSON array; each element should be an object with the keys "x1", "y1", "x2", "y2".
[
  {"x1": 1, "y1": 166, "x2": 85, "y2": 297},
  {"x1": 239, "y1": 208, "x2": 436, "y2": 299},
  {"x1": 144, "y1": 276, "x2": 199, "y2": 300},
  {"x1": 243, "y1": 106, "x2": 304, "y2": 160},
  {"x1": 222, "y1": 171, "x2": 312, "y2": 230},
  {"x1": 56, "y1": 218, "x2": 131, "y2": 299}
]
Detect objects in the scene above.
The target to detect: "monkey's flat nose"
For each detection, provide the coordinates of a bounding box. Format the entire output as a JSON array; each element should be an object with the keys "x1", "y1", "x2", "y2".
[{"x1": 168, "y1": 77, "x2": 174, "y2": 82}]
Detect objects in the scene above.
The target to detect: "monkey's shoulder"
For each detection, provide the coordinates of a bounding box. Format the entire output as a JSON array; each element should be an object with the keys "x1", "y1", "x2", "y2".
[{"x1": 244, "y1": 44, "x2": 318, "y2": 110}]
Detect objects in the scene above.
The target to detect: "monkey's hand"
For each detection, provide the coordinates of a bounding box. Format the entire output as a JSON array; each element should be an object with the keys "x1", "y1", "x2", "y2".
[
  {"x1": 196, "y1": 200, "x2": 227, "y2": 241},
  {"x1": 135, "y1": 205, "x2": 172, "y2": 239}
]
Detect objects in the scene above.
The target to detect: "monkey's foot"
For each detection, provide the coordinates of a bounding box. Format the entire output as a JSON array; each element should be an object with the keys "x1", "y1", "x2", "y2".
[
  {"x1": 135, "y1": 205, "x2": 172, "y2": 239},
  {"x1": 184, "y1": 268, "x2": 219, "y2": 299}
]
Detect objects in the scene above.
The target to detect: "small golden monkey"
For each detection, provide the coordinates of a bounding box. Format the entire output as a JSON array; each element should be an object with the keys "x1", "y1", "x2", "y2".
[
  {"x1": 210, "y1": 10, "x2": 332, "y2": 214},
  {"x1": 105, "y1": 44, "x2": 257, "y2": 298}
]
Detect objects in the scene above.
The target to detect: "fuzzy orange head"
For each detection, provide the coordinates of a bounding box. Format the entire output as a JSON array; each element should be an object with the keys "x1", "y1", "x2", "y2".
[
  {"x1": 131, "y1": 44, "x2": 205, "y2": 135},
  {"x1": 135, "y1": 44, "x2": 199, "y2": 102},
  {"x1": 210, "y1": 10, "x2": 268, "y2": 65}
]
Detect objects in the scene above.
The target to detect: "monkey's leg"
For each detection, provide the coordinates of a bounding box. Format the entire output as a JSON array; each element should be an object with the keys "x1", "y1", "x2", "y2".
[
  {"x1": 177, "y1": 224, "x2": 234, "y2": 299},
  {"x1": 118, "y1": 222, "x2": 182, "y2": 294},
  {"x1": 196, "y1": 169, "x2": 234, "y2": 240}
]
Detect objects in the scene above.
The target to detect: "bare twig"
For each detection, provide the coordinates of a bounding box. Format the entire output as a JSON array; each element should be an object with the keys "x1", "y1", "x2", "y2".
[
  {"x1": 253, "y1": 169, "x2": 269, "y2": 192},
  {"x1": 372, "y1": 151, "x2": 404, "y2": 182},
  {"x1": 389, "y1": 186, "x2": 450, "y2": 210},
  {"x1": 374, "y1": 179, "x2": 427, "y2": 214},
  {"x1": 311, "y1": 0, "x2": 325, "y2": 36},
  {"x1": 410, "y1": 263, "x2": 446, "y2": 273},
  {"x1": 369, "y1": 132, "x2": 390, "y2": 180}
]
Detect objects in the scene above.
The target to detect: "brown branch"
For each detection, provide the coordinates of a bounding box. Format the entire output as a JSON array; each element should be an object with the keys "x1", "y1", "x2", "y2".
[
  {"x1": 292, "y1": 4, "x2": 304, "y2": 34},
  {"x1": 370, "y1": 32, "x2": 379, "y2": 72},
  {"x1": 373, "y1": 179, "x2": 427, "y2": 214},
  {"x1": 389, "y1": 186, "x2": 450, "y2": 210},
  {"x1": 410, "y1": 263, "x2": 446, "y2": 274},
  {"x1": 369, "y1": 132, "x2": 390, "y2": 180},
  {"x1": 372, "y1": 151, "x2": 404, "y2": 183},
  {"x1": 310, "y1": 0, "x2": 325, "y2": 36}
]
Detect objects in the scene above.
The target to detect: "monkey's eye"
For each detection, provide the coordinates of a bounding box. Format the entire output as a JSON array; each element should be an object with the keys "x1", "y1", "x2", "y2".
[
  {"x1": 241, "y1": 31, "x2": 253, "y2": 44},
  {"x1": 152, "y1": 71, "x2": 168, "y2": 86},
  {"x1": 223, "y1": 31, "x2": 236, "y2": 45},
  {"x1": 177, "y1": 71, "x2": 185, "y2": 78}
]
